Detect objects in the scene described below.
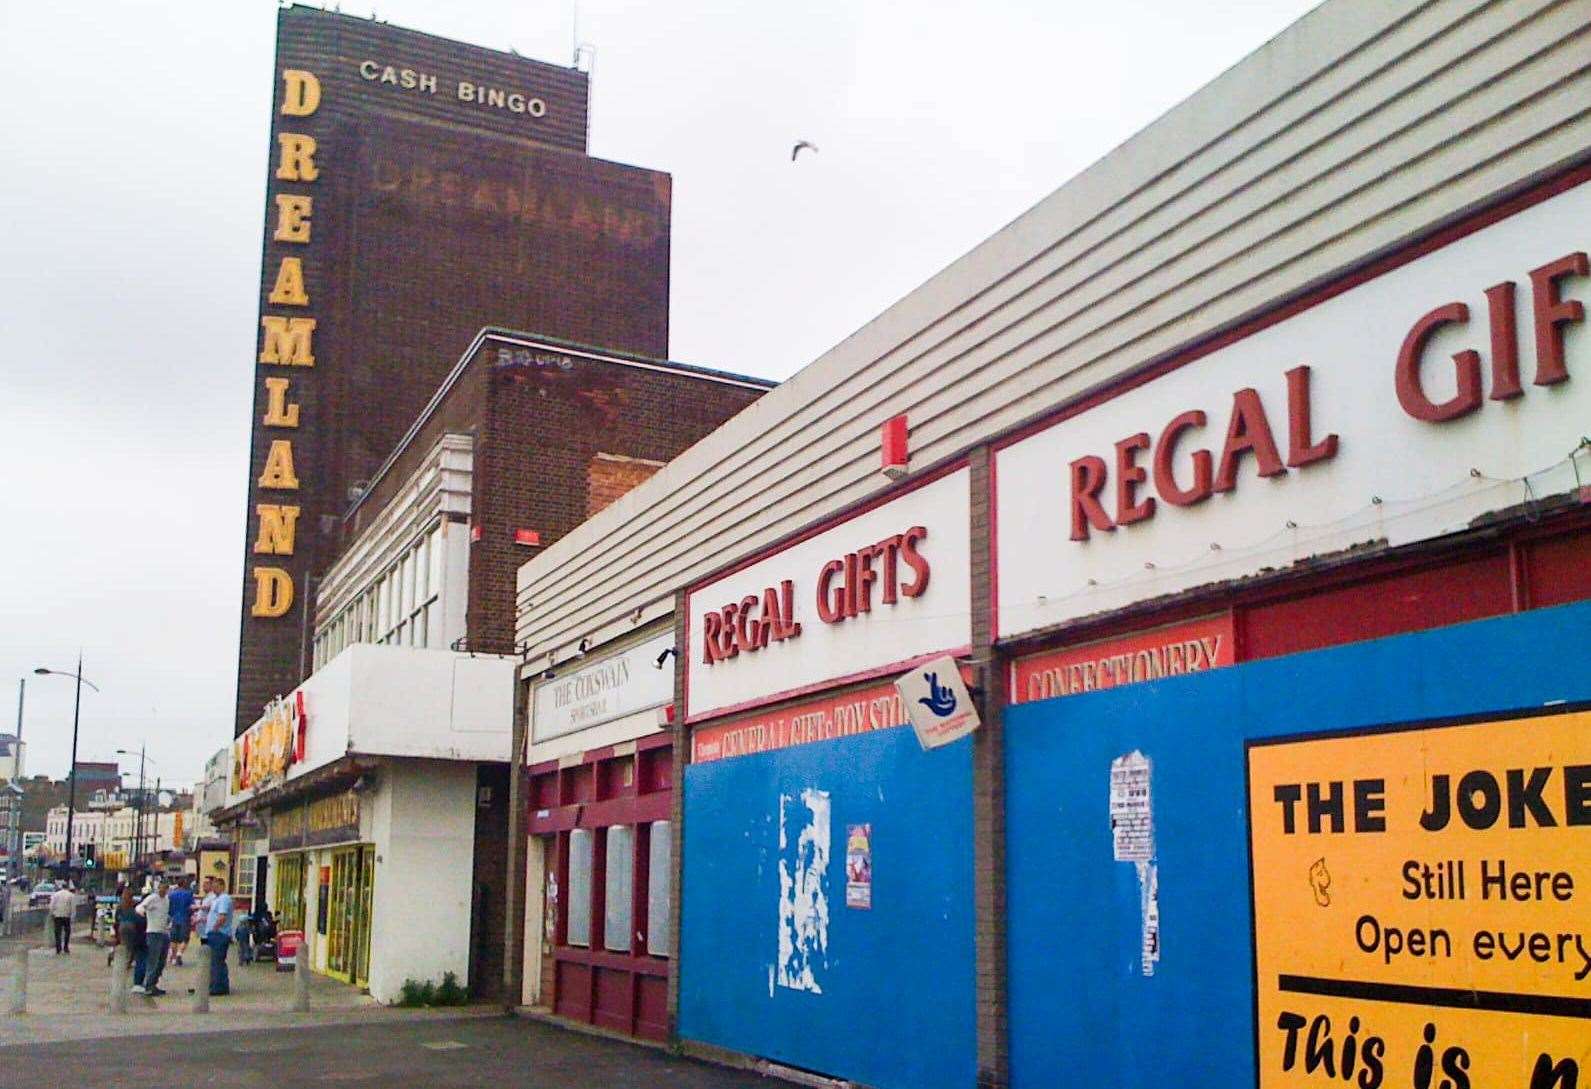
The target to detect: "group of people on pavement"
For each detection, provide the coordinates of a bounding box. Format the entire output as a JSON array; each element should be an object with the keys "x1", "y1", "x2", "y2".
[
  {"x1": 108, "y1": 874, "x2": 236, "y2": 997},
  {"x1": 44, "y1": 872, "x2": 267, "y2": 999}
]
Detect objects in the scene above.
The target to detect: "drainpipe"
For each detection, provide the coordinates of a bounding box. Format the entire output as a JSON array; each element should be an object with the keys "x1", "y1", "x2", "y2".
[{"x1": 501, "y1": 667, "x2": 530, "y2": 1008}]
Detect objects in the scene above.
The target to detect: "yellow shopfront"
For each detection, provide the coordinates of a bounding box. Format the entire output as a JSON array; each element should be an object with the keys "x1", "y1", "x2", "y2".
[{"x1": 268, "y1": 789, "x2": 374, "y2": 989}]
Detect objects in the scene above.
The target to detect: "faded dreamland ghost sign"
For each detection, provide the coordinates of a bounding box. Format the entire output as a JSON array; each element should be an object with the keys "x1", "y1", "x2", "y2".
[{"x1": 1246, "y1": 706, "x2": 1589, "y2": 1089}]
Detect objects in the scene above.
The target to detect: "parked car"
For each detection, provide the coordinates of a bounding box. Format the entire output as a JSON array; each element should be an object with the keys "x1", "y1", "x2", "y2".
[{"x1": 28, "y1": 881, "x2": 57, "y2": 908}]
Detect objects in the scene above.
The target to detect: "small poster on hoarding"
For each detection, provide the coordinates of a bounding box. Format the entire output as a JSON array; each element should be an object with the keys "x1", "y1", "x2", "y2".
[{"x1": 846, "y1": 823, "x2": 873, "y2": 910}]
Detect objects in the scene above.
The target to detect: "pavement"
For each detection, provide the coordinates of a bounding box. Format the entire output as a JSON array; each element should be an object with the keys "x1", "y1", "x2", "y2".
[
  {"x1": 0, "y1": 919, "x2": 489, "y2": 1048},
  {"x1": 0, "y1": 1007, "x2": 778, "y2": 1089}
]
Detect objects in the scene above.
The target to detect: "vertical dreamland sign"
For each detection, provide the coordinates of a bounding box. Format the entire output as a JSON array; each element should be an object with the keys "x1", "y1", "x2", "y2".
[{"x1": 1245, "y1": 706, "x2": 1590, "y2": 1089}]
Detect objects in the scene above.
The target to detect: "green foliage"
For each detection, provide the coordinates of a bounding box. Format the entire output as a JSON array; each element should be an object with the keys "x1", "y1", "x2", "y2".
[
  {"x1": 396, "y1": 972, "x2": 468, "y2": 1007},
  {"x1": 396, "y1": 977, "x2": 436, "y2": 1007},
  {"x1": 435, "y1": 971, "x2": 467, "y2": 1006}
]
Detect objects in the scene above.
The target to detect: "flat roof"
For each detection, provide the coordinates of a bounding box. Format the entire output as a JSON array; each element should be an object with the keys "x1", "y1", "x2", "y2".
[{"x1": 344, "y1": 327, "x2": 775, "y2": 526}]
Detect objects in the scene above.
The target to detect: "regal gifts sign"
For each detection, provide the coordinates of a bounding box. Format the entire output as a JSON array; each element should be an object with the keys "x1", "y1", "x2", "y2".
[
  {"x1": 996, "y1": 181, "x2": 1591, "y2": 640},
  {"x1": 685, "y1": 467, "x2": 971, "y2": 722}
]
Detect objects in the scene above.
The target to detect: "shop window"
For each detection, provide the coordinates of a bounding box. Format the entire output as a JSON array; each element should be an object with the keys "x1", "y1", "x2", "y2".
[
  {"x1": 567, "y1": 828, "x2": 594, "y2": 947},
  {"x1": 236, "y1": 855, "x2": 257, "y2": 904},
  {"x1": 646, "y1": 821, "x2": 671, "y2": 957},
  {"x1": 275, "y1": 854, "x2": 306, "y2": 932},
  {"x1": 604, "y1": 825, "x2": 635, "y2": 953}
]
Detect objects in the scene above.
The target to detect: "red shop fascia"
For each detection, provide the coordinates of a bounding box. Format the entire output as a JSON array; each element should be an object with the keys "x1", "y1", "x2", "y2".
[
  {"x1": 993, "y1": 164, "x2": 1591, "y2": 693},
  {"x1": 681, "y1": 459, "x2": 975, "y2": 754}
]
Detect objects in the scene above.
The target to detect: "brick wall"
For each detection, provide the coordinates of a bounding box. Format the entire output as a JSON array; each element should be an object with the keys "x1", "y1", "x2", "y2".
[
  {"x1": 468, "y1": 345, "x2": 767, "y2": 655},
  {"x1": 235, "y1": 7, "x2": 671, "y2": 734},
  {"x1": 587, "y1": 454, "x2": 664, "y2": 519}
]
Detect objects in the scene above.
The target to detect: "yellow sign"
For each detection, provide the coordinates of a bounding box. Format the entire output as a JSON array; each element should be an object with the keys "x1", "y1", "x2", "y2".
[
  {"x1": 307, "y1": 790, "x2": 358, "y2": 837},
  {"x1": 249, "y1": 66, "x2": 321, "y2": 621},
  {"x1": 1247, "y1": 708, "x2": 1589, "y2": 1089}
]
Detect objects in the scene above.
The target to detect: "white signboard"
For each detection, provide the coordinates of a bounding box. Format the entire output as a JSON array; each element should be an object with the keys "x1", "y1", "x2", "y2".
[
  {"x1": 894, "y1": 655, "x2": 980, "y2": 750},
  {"x1": 686, "y1": 467, "x2": 972, "y2": 722},
  {"x1": 533, "y1": 632, "x2": 674, "y2": 743},
  {"x1": 996, "y1": 180, "x2": 1591, "y2": 640}
]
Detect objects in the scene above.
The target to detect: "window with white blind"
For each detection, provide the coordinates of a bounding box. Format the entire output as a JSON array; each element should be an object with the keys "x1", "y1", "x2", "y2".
[
  {"x1": 566, "y1": 828, "x2": 594, "y2": 948},
  {"x1": 647, "y1": 821, "x2": 672, "y2": 957},
  {"x1": 603, "y1": 826, "x2": 634, "y2": 953}
]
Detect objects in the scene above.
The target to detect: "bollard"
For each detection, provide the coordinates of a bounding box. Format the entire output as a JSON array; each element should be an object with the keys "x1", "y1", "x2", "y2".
[
  {"x1": 190, "y1": 941, "x2": 211, "y2": 1013},
  {"x1": 9, "y1": 948, "x2": 26, "y2": 1015},
  {"x1": 290, "y1": 946, "x2": 311, "y2": 1012},
  {"x1": 108, "y1": 943, "x2": 129, "y2": 1015}
]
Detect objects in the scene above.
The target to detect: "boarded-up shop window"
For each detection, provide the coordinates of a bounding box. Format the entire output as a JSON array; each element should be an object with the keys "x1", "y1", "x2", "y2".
[
  {"x1": 567, "y1": 828, "x2": 594, "y2": 948},
  {"x1": 604, "y1": 825, "x2": 635, "y2": 953},
  {"x1": 647, "y1": 820, "x2": 671, "y2": 957},
  {"x1": 587, "y1": 453, "x2": 664, "y2": 519}
]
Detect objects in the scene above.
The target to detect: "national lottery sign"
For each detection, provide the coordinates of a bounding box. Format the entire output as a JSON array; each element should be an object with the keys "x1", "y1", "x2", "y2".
[{"x1": 1245, "y1": 707, "x2": 1589, "y2": 1089}]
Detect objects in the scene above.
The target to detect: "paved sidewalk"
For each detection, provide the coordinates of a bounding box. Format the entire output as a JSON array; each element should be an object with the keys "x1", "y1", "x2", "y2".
[
  {"x1": 0, "y1": 1014, "x2": 778, "y2": 1089},
  {"x1": 1, "y1": 923, "x2": 492, "y2": 1048}
]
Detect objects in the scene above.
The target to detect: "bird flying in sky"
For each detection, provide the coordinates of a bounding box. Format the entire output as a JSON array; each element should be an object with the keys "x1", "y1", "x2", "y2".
[{"x1": 791, "y1": 140, "x2": 818, "y2": 162}]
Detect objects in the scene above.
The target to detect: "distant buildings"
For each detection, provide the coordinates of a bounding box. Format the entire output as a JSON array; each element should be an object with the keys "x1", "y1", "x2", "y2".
[{"x1": 0, "y1": 732, "x2": 24, "y2": 781}]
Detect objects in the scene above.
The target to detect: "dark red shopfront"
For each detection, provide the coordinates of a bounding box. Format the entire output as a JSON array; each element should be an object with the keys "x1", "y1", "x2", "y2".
[{"x1": 527, "y1": 733, "x2": 673, "y2": 1040}]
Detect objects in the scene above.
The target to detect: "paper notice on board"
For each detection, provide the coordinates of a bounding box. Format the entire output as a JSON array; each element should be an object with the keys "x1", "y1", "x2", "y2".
[
  {"x1": 845, "y1": 823, "x2": 872, "y2": 910},
  {"x1": 1110, "y1": 751, "x2": 1153, "y2": 862},
  {"x1": 1110, "y1": 751, "x2": 1159, "y2": 976}
]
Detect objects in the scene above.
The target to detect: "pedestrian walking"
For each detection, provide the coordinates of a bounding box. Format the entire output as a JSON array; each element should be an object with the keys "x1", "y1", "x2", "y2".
[
  {"x1": 132, "y1": 879, "x2": 172, "y2": 996},
  {"x1": 166, "y1": 875, "x2": 194, "y2": 966},
  {"x1": 108, "y1": 886, "x2": 142, "y2": 989},
  {"x1": 48, "y1": 882, "x2": 75, "y2": 954},
  {"x1": 201, "y1": 877, "x2": 235, "y2": 997}
]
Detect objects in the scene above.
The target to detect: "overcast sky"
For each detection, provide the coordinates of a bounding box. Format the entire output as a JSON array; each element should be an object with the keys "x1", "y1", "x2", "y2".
[{"x1": 0, "y1": 0, "x2": 1317, "y2": 789}]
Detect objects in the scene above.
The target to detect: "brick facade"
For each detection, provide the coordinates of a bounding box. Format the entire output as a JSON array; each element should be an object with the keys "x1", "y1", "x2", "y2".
[
  {"x1": 587, "y1": 454, "x2": 665, "y2": 519},
  {"x1": 235, "y1": 7, "x2": 671, "y2": 734},
  {"x1": 465, "y1": 340, "x2": 768, "y2": 656},
  {"x1": 334, "y1": 333, "x2": 768, "y2": 660}
]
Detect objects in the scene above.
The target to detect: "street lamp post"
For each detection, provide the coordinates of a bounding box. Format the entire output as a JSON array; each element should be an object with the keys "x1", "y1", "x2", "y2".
[
  {"x1": 116, "y1": 745, "x2": 146, "y2": 869},
  {"x1": 8, "y1": 678, "x2": 22, "y2": 880},
  {"x1": 34, "y1": 654, "x2": 98, "y2": 882},
  {"x1": 115, "y1": 747, "x2": 158, "y2": 872}
]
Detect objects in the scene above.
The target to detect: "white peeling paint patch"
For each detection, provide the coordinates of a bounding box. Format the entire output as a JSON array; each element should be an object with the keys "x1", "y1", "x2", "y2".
[
  {"x1": 1137, "y1": 861, "x2": 1160, "y2": 977},
  {"x1": 776, "y1": 787, "x2": 830, "y2": 994},
  {"x1": 1109, "y1": 751, "x2": 1160, "y2": 976}
]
